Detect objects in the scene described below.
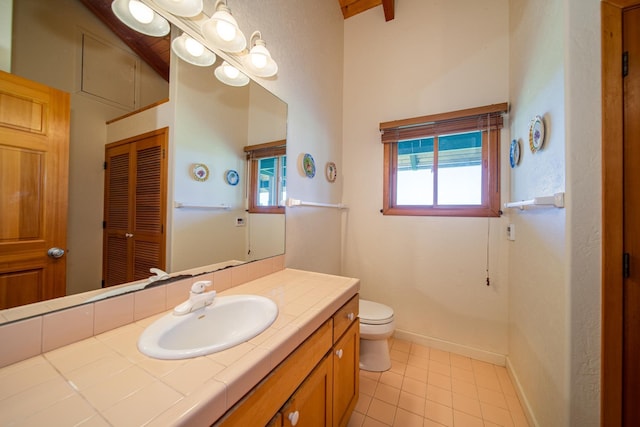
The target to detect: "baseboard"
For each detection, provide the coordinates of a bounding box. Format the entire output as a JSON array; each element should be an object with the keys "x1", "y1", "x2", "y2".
[
  {"x1": 506, "y1": 356, "x2": 539, "y2": 427},
  {"x1": 393, "y1": 329, "x2": 506, "y2": 366}
]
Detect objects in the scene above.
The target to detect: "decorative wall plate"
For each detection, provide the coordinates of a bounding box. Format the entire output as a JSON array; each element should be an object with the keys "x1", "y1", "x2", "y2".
[
  {"x1": 326, "y1": 162, "x2": 337, "y2": 182},
  {"x1": 509, "y1": 139, "x2": 521, "y2": 168},
  {"x1": 225, "y1": 169, "x2": 239, "y2": 186},
  {"x1": 191, "y1": 163, "x2": 209, "y2": 182},
  {"x1": 529, "y1": 115, "x2": 545, "y2": 153},
  {"x1": 302, "y1": 153, "x2": 316, "y2": 178}
]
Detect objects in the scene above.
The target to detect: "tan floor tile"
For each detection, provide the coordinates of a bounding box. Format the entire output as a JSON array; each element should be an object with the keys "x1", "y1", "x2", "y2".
[
  {"x1": 404, "y1": 364, "x2": 428, "y2": 382},
  {"x1": 452, "y1": 392, "x2": 482, "y2": 418},
  {"x1": 367, "y1": 398, "x2": 397, "y2": 425},
  {"x1": 375, "y1": 383, "x2": 401, "y2": 405},
  {"x1": 361, "y1": 376, "x2": 379, "y2": 396},
  {"x1": 393, "y1": 408, "x2": 424, "y2": 427},
  {"x1": 506, "y1": 395, "x2": 530, "y2": 427},
  {"x1": 451, "y1": 378, "x2": 478, "y2": 398},
  {"x1": 451, "y1": 366, "x2": 475, "y2": 384},
  {"x1": 402, "y1": 376, "x2": 427, "y2": 398},
  {"x1": 481, "y1": 402, "x2": 515, "y2": 427},
  {"x1": 380, "y1": 371, "x2": 404, "y2": 389},
  {"x1": 363, "y1": 415, "x2": 391, "y2": 427},
  {"x1": 356, "y1": 393, "x2": 373, "y2": 414},
  {"x1": 407, "y1": 354, "x2": 430, "y2": 369},
  {"x1": 410, "y1": 343, "x2": 430, "y2": 358},
  {"x1": 477, "y1": 386, "x2": 508, "y2": 409},
  {"x1": 427, "y1": 371, "x2": 452, "y2": 391},
  {"x1": 429, "y1": 349, "x2": 451, "y2": 365},
  {"x1": 474, "y1": 371, "x2": 502, "y2": 392},
  {"x1": 450, "y1": 353, "x2": 473, "y2": 370},
  {"x1": 390, "y1": 349, "x2": 410, "y2": 363},
  {"x1": 425, "y1": 400, "x2": 453, "y2": 426},
  {"x1": 361, "y1": 369, "x2": 382, "y2": 382},
  {"x1": 398, "y1": 390, "x2": 426, "y2": 416},
  {"x1": 495, "y1": 366, "x2": 518, "y2": 397},
  {"x1": 392, "y1": 339, "x2": 412, "y2": 353},
  {"x1": 429, "y1": 360, "x2": 451, "y2": 377},
  {"x1": 426, "y1": 384, "x2": 452, "y2": 407},
  {"x1": 453, "y1": 410, "x2": 484, "y2": 427},
  {"x1": 348, "y1": 410, "x2": 365, "y2": 427},
  {"x1": 389, "y1": 360, "x2": 407, "y2": 376}
]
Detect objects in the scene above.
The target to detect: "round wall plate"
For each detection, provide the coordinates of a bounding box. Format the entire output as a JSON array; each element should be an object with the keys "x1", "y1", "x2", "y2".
[
  {"x1": 225, "y1": 169, "x2": 239, "y2": 186},
  {"x1": 326, "y1": 162, "x2": 337, "y2": 182},
  {"x1": 191, "y1": 163, "x2": 209, "y2": 181}
]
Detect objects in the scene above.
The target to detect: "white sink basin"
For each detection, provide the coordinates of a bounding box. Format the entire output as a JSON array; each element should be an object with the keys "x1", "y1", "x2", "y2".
[{"x1": 138, "y1": 295, "x2": 278, "y2": 360}]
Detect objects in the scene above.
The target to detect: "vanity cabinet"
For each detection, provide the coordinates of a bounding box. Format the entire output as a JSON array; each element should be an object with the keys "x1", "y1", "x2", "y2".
[{"x1": 215, "y1": 295, "x2": 359, "y2": 427}]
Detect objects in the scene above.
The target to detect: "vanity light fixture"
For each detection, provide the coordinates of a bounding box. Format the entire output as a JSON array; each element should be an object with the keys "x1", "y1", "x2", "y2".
[
  {"x1": 152, "y1": 0, "x2": 203, "y2": 17},
  {"x1": 111, "y1": 0, "x2": 170, "y2": 37},
  {"x1": 172, "y1": 33, "x2": 216, "y2": 66},
  {"x1": 214, "y1": 61, "x2": 249, "y2": 86},
  {"x1": 201, "y1": 0, "x2": 246, "y2": 53},
  {"x1": 242, "y1": 31, "x2": 278, "y2": 78}
]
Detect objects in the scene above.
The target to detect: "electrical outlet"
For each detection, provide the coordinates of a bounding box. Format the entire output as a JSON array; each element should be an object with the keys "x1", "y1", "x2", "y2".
[
  {"x1": 507, "y1": 223, "x2": 516, "y2": 241},
  {"x1": 235, "y1": 217, "x2": 245, "y2": 227}
]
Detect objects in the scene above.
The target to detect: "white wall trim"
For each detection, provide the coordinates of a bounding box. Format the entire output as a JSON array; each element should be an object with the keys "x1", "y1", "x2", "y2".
[
  {"x1": 506, "y1": 356, "x2": 539, "y2": 427},
  {"x1": 394, "y1": 328, "x2": 506, "y2": 366}
]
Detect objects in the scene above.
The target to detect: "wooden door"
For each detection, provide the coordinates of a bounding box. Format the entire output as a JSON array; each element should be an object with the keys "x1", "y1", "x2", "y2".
[
  {"x1": 623, "y1": 6, "x2": 640, "y2": 425},
  {"x1": 282, "y1": 354, "x2": 333, "y2": 427},
  {"x1": 103, "y1": 128, "x2": 167, "y2": 287},
  {"x1": 0, "y1": 71, "x2": 69, "y2": 309},
  {"x1": 333, "y1": 321, "x2": 359, "y2": 427}
]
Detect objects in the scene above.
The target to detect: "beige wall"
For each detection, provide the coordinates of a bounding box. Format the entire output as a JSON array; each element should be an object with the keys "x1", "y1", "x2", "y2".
[
  {"x1": 342, "y1": 0, "x2": 511, "y2": 361},
  {"x1": 508, "y1": 0, "x2": 567, "y2": 424},
  {"x1": 11, "y1": 0, "x2": 168, "y2": 295},
  {"x1": 222, "y1": 0, "x2": 345, "y2": 274}
]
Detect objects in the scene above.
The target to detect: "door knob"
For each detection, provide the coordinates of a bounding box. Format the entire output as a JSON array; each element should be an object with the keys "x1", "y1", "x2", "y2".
[{"x1": 47, "y1": 247, "x2": 65, "y2": 258}]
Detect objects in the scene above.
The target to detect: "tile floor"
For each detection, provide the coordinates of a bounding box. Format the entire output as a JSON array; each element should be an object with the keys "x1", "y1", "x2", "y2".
[{"x1": 347, "y1": 338, "x2": 529, "y2": 427}]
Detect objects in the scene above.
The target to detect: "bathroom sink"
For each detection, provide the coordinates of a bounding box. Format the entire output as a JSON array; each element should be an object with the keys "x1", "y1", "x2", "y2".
[{"x1": 138, "y1": 294, "x2": 278, "y2": 360}]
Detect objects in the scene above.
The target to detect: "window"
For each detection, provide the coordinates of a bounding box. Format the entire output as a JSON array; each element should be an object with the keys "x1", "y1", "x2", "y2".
[
  {"x1": 245, "y1": 140, "x2": 286, "y2": 214},
  {"x1": 380, "y1": 103, "x2": 507, "y2": 217}
]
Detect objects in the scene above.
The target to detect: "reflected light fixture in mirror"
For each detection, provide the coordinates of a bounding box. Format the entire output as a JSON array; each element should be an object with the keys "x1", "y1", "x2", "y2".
[
  {"x1": 172, "y1": 33, "x2": 216, "y2": 66},
  {"x1": 201, "y1": 0, "x2": 246, "y2": 53},
  {"x1": 214, "y1": 61, "x2": 249, "y2": 86},
  {"x1": 152, "y1": 0, "x2": 203, "y2": 17},
  {"x1": 243, "y1": 31, "x2": 278, "y2": 78},
  {"x1": 111, "y1": 0, "x2": 170, "y2": 36}
]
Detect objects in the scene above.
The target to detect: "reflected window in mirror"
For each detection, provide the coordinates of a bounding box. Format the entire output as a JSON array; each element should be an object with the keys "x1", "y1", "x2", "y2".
[{"x1": 245, "y1": 140, "x2": 286, "y2": 214}]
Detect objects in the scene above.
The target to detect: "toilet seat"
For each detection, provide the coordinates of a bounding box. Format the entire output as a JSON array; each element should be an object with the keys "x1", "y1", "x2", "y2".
[{"x1": 359, "y1": 299, "x2": 394, "y2": 325}]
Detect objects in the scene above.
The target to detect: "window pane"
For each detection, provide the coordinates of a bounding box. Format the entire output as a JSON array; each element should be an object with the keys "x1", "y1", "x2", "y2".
[
  {"x1": 397, "y1": 138, "x2": 434, "y2": 205},
  {"x1": 279, "y1": 156, "x2": 286, "y2": 205},
  {"x1": 258, "y1": 157, "x2": 277, "y2": 206},
  {"x1": 437, "y1": 132, "x2": 482, "y2": 205}
]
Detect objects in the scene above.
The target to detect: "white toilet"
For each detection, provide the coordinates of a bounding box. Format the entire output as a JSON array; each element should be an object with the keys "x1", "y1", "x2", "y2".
[{"x1": 359, "y1": 299, "x2": 395, "y2": 372}]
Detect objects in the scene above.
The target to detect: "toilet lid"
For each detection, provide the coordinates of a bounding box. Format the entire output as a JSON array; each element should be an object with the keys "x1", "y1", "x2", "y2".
[{"x1": 360, "y1": 299, "x2": 394, "y2": 325}]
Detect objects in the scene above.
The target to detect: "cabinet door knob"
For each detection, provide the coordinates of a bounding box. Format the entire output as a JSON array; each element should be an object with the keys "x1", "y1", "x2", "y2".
[
  {"x1": 288, "y1": 410, "x2": 299, "y2": 426},
  {"x1": 335, "y1": 348, "x2": 343, "y2": 359},
  {"x1": 347, "y1": 312, "x2": 355, "y2": 321}
]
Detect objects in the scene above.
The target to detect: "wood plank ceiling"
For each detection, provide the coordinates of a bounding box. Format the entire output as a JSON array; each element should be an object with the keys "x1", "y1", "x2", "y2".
[{"x1": 77, "y1": 0, "x2": 394, "y2": 83}]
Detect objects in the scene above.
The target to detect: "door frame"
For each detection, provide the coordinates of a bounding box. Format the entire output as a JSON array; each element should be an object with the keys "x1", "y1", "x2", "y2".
[{"x1": 601, "y1": 1, "x2": 640, "y2": 425}]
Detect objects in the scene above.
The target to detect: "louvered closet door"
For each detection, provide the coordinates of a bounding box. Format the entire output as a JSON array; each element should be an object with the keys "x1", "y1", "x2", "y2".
[{"x1": 103, "y1": 128, "x2": 167, "y2": 287}]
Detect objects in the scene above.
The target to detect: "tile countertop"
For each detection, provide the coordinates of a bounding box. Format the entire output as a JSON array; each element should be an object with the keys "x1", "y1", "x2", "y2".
[{"x1": 0, "y1": 269, "x2": 360, "y2": 427}]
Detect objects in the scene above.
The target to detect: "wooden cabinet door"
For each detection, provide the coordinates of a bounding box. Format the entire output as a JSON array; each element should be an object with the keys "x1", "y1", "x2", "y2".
[
  {"x1": 333, "y1": 320, "x2": 359, "y2": 427},
  {"x1": 103, "y1": 128, "x2": 167, "y2": 287},
  {"x1": 282, "y1": 354, "x2": 333, "y2": 427},
  {"x1": 0, "y1": 71, "x2": 69, "y2": 309}
]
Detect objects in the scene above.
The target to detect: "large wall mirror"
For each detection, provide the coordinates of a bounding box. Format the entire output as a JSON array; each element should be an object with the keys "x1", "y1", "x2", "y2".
[{"x1": 0, "y1": 0, "x2": 286, "y2": 323}]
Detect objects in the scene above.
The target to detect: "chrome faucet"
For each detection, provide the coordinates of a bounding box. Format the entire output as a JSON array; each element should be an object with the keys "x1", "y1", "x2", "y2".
[{"x1": 173, "y1": 280, "x2": 216, "y2": 315}]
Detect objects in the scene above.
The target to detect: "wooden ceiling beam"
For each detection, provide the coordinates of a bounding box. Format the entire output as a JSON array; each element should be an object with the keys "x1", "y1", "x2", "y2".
[
  {"x1": 382, "y1": 0, "x2": 395, "y2": 21},
  {"x1": 338, "y1": 0, "x2": 395, "y2": 21}
]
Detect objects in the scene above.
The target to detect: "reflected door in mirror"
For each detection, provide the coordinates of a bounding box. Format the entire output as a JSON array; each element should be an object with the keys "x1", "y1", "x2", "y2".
[
  {"x1": 0, "y1": 71, "x2": 70, "y2": 309},
  {"x1": 103, "y1": 128, "x2": 168, "y2": 287}
]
